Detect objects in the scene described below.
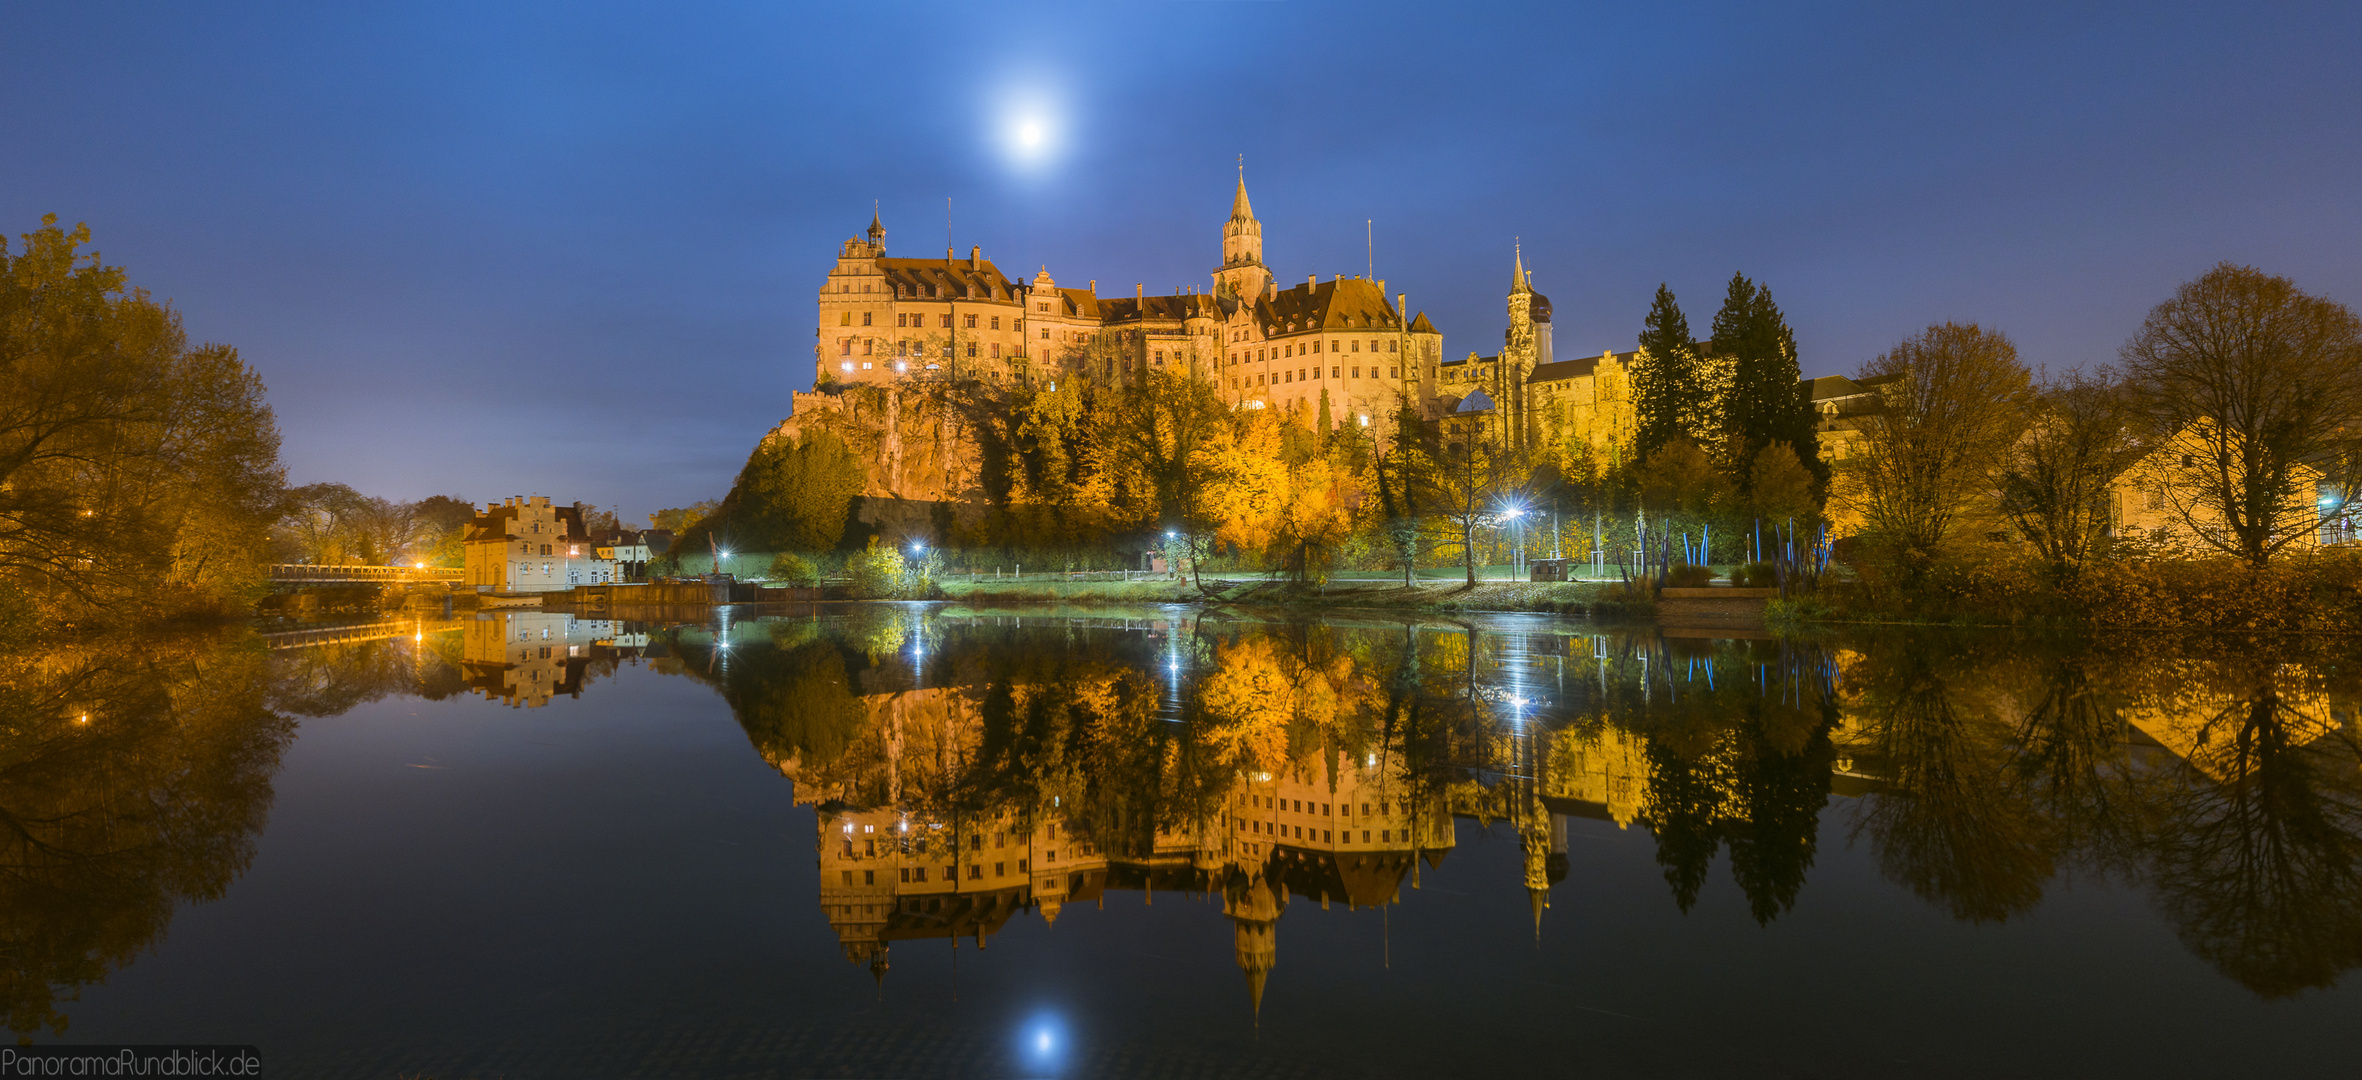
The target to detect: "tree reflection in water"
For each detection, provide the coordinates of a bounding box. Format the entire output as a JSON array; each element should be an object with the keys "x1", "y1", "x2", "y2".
[
  {"x1": 12, "y1": 611, "x2": 2362, "y2": 1043},
  {"x1": 668, "y1": 613, "x2": 2362, "y2": 1007},
  {"x1": 0, "y1": 632, "x2": 294, "y2": 1039},
  {"x1": 2130, "y1": 649, "x2": 2362, "y2": 997}
]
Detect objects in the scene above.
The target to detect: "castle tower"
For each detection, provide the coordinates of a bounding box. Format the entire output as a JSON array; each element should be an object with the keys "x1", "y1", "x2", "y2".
[
  {"x1": 866, "y1": 206, "x2": 886, "y2": 250},
  {"x1": 1224, "y1": 869, "x2": 1283, "y2": 1023},
  {"x1": 1503, "y1": 244, "x2": 1538, "y2": 450},
  {"x1": 1213, "y1": 168, "x2": 1269, "y2": 304}
]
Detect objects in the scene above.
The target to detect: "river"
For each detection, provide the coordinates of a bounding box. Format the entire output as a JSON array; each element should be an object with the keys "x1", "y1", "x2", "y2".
[{"x1": 5, "y1": 605, "x2": 2355, "y2": 1077}]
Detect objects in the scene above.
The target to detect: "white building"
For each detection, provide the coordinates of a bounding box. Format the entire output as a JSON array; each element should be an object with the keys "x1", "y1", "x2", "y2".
[{"x1": 463, "y1": 496, "x2": 617, "y2": 593}]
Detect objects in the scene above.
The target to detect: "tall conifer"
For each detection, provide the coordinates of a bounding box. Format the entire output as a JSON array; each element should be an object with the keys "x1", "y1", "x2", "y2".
[
  {"x1": 1632, "y1": 284, "x2": 1705, "y2": 463},
  {"x1": 1712, "y1": 273, "x2": 1825, "y2": 492}
]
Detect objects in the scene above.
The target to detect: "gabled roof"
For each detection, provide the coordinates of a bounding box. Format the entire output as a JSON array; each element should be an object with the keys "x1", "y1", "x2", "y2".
[
  {"x1": 1054, "y1": 287, "x2": 1101, "y2": 320},
  {"x1": 875, "y1": 257, "x2": 1020, "y2": 302},
  {"x1": 1408, "y1": 311, "x2": 1437, "y2": 335},
  {"x1": 1257, "y1": 277, "x2": 1400, "y2": 336}
]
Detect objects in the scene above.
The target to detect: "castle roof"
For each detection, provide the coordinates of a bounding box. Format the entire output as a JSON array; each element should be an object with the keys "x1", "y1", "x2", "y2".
[
  {"x1": 1408, "y1": 311, "x2": 1437, "y2": 335},
  {"x1": 463, "y1": 502, "x2": 591, "y2": 544},
  {"x1": 1527, "y1": 358, "x2": 1591, "y2": 384},
  {"x1": 1256, "y1": 277, "x2": 1400, "y2": 336},
  {"x1": 1098, "y1": 293, "x2": 1223, "y2": 323},
  {"x1": 1230, "y1": 174, "x2": 1255, "y2": 221},
  {"x1": 1053, "y1": 287, "x2": 1101, "y2": 319},
  {"x1": 875, "y1": 257, "x2": 1021, "y2": 303},
  {"x1": 1530, "y1": 292, "x2": 1552, "y2": 323}
]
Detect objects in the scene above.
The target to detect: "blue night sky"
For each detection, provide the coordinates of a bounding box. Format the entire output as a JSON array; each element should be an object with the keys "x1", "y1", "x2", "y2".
[{"x1": 4, "y1": 2, "x2": 2356, "y2": 519}]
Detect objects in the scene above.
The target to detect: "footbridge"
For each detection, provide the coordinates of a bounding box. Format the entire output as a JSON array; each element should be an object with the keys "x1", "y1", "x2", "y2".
[{"x1": 269, "y1": 564, "x2": 463, "y2": 584}]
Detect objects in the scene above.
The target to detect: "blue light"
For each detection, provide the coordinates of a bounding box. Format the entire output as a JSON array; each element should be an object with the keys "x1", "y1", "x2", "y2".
[{"x1": 1020, "y1": 1013, "x2": 1068, "y2": 1072}]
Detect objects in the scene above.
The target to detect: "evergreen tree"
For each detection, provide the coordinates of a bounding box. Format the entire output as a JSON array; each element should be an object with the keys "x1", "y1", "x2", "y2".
[
  {"x1": 1631, "y1": 284, "x2": 1706, "y2": 463},
  {"x1": 1711, "y1": 273, "x2": 1825, "y2": 493}
]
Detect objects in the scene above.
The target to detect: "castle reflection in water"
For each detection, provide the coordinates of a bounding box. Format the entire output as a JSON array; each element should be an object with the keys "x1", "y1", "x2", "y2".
[
  {"x1": 648, "y1": 607, "x2": 2362, "y2": 1012},
  {"x1": 10, "y1": 606, "x2": 2359, "y2": 1043}
]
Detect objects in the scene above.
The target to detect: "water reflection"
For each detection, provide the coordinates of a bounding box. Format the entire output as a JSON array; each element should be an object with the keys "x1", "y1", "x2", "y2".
[
  {"x1": 8, "y1": 608, "x2": 2362, "y2": 1042},
  {"x1": 640, "y1": 612, "x2": 2362, "y2": 1008},
  {"x1": 0, "y1": 632, "x2": 293, "y2": 1038}
]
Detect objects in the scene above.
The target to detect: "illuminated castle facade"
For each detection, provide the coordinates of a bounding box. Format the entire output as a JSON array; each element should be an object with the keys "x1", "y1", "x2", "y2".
[{"x1": 802, "y1": 173, "x2": 1450, "y2": 440}]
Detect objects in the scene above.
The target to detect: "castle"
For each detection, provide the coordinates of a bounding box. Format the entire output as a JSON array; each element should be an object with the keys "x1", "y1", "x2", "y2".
[{"x1": 789, "y1": 173, "x2": 1656, "y2": 501}]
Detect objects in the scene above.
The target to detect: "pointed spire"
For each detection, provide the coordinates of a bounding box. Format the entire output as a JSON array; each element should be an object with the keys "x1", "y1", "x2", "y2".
[
  {"x1": 1529, "y1": 887, "x2": 1548, "y2": 945},
  {"x1": 867, "y1": 203, "x2": 886, "y2": 246},
  {"x1": 1230, "y1": 160, "x2": 1255, "y2": 222},
  {"x1": 1246, "y1": 966, "x2": 1268, "y2": 1023},
  {"x1": 1511, "y1": 240, "x2": 1529, "y2": 293}
]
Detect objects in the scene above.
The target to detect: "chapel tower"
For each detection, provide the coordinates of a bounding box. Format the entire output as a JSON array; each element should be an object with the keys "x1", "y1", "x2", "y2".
[{"x1": 1213, "y1": 168, "x2": 1270, "y2": 303}]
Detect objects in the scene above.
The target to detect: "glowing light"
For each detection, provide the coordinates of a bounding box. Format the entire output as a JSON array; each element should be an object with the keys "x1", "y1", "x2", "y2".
[
  {"x1": 1035, "y1": 1030, "x2": 1052, "y2": 1052},
  {"x1": 1019, "y1": 122, "x2": 1043, "y2": 148}
]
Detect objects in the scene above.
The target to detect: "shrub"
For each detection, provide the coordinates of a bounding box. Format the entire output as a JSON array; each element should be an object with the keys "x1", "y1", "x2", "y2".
[
  {"x1": 844, "y1": 542, "x2": 907, "y2": 600},
  {"x1": 1666, "y1": 563, "x2": 1715, "y2": 588},
  {"x1": 768, "y1": 552, "x2": 822, "y2": 588},
  {"x1": 1731, "y1": 561, "x2": 1777, "y2": 588}
]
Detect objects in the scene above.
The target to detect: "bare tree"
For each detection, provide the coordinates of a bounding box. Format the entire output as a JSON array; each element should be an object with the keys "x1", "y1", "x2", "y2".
[
  {"x1": 2120, "y1": 263, "x2": 2362, "y2": 567},
  {"x1": 1838, "y1": 323, "x2": 2033, "y2": 575},
  {"x1": 1994, "y1": 368, "x2": 2150, "y2": 581}
]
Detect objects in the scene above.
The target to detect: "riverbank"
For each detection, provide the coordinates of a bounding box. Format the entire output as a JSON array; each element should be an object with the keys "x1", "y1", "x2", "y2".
[{"x1": 1768, "y1": 550, "x2": 2362, "y2": 634}]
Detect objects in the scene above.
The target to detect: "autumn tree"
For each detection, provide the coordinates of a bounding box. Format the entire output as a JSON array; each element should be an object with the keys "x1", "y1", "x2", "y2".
[
  {"x1": 1994, "y1": 368, "x2": 2150, "y2": 582},
  {"x1": 1416, "y1": 408, "x2": 1525, "y2": 586},
  {"x1": 1202, "y1": 402, "x2": 1362, "y2": 584},
  {"x1": 1839, "y1": 322, "x2": 2033, "y2": 577},
  {"x1": 685, "y1": 430, "x2": 865, "y2": 555},
  {"x1": 2119, "y1": 263, "x2": 2362, "y2": 567},
  {"x1": 1088, "y1": 367, "x2": 1232, "y2": 534},
  {"x1": 0, "y1": 216, "x2": 285, "y2": 623},
  {"x1": 1634, "y1": 437, "x2": 1732, "y2": 533}
]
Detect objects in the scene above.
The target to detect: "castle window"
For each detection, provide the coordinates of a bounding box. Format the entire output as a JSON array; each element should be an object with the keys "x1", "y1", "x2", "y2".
[
  {"x1": 964, "y1": 314, "x2": 978, "y2": 329},
  {"x1": 839, "y1": 312, "x2": 851, "y2": 326},
  {"x1": 1351, "y1": 340, "x2": 1360, "y2": 352},
  {"x1": 1331, "y1": 367, "x2": 1339, "y2": 379},
  {"x1": 939, "y1": 314, "x2": 952, "y2": 329},
  {"x1": 1368, "y1": 339, "x2": 1378, "y2": 352},
  {"x1": 1352, "y1": 366, "x2": 1361, "y2": 379},
  {"x1": 1041, "y1": 328, "x2": 1049, "y2": 339},
  {"x1": 1389, "y1": 341, "x2": 1398, "y2": 353},
  {"x1": 895, "y1": 313, "x2": 907, "y2": 327},
  {"x1": 863, "y1": 339, "x2": 873, "y2": 355},
  {"x1": 1391, "y1": 367, "x2": 1399, "y2": 378},
  {"x1": 966, "y1": 343, "x2": 977, "y2": 358},
  {"x1": 990, "y1": 316, "x2": 1001, "y2": 330},
  {"x1": 840, "y1": 362, "x2": 853, "y2": 372},
  {"x1": 862, "y1": 312, "x2": 873, "y2": 326},
  {"x1": 990, "y1": 344, "x2": 1001, "y2": 358},
  {"x1": 839, "y1": 340, "x2": 851, "y2": 356}
]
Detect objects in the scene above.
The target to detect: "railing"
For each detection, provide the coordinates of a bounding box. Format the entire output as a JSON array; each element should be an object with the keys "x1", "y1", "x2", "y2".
[
  {"x1": 260, "y1": 619, "x2": 464, "y2": 651},
  {"x1": 269, "y1": 564, "x2": 463, "y2": 583}
]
